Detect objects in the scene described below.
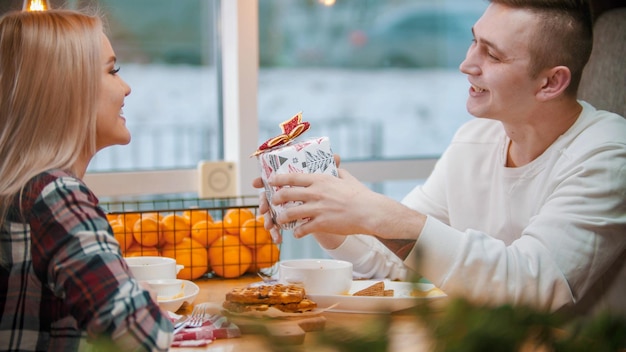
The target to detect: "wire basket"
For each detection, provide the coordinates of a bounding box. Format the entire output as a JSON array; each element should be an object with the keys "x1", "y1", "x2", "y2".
[{"x1": 101, "y1": 196, "x2": 280, "y2": 280}]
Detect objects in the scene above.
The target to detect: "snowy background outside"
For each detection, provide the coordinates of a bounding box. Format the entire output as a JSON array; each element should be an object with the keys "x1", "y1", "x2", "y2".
[
  {"x1": 88, "y1": 0, "x2": 486, "y2": 175},
  {"x1": 89, "y1": 65, "x2": 473, "y2": 170}
]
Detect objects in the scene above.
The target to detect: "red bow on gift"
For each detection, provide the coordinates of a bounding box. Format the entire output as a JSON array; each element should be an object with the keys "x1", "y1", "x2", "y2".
[{"x1": 252, "y1": 112, "x2": 310, "y2": 156}]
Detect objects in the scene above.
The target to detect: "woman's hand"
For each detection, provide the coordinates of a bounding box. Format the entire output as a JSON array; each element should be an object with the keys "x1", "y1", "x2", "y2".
[{"x1": 252, "y1": 177, "x2": 283, "y2": 243}]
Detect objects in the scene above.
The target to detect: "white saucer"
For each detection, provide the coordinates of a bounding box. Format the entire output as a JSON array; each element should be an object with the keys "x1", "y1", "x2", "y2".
[{"x1": 157, "y1": 280, "x2": 199, "y2": 312}]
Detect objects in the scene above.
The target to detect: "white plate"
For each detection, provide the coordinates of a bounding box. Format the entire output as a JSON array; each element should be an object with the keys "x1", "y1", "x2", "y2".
[
  {"x1": 157, "y1": 280, "x2": 199, "y2": 312},
  {"x1": 307, "y1": 280, "x2": 446, "y2": 314}
]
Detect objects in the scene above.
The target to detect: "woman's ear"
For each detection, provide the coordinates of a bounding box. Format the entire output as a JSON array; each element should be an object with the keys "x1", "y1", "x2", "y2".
[{"x1": 536, "y1": 66, "x2": 571, "y2": 101}]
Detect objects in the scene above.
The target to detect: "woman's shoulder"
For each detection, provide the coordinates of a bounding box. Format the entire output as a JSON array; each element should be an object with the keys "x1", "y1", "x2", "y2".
[
  {"x1": 24, "y1": 169, "x2": 94, "y2": 207},
  {"x1": 27, "y1": 169, "x2": 82, "y2": 192}
]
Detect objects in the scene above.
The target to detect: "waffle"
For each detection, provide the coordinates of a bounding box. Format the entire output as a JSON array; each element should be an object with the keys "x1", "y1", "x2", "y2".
[
  {"x1": 223, "y1": 298, "x2": 318, "y2": 313},
  {"x1": 225, "y1": 284, "x2": 306, "y2": 305}
]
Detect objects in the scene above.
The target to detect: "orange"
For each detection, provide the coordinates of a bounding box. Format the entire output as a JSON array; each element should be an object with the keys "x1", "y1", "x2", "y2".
[
  {"x1": 248, "y1": 243, "x2": 280, "y2": 272},
  {"x1": 209, "y1": 234, "x2": 242, "y2": 253},
  {"x1": 106, "y1": 213, "x2": 120, "y2": 223},
  {"x1": 223, "y1": 208, "x2": 255, "y2": 236},
  {"x1": 183, "y1": 209, "x2": 214, "y2": 227},
  {"x1": 239, "y1": 218, "x2": 272, "y2": 248},
  {"x1": 110, "y1": 219, "x2": 134, "y2": 252},
  {"x1": 139, "y1": 212, "x2": 160, "y2": 220},
  {"x1": 161, "y1": 213, "x2": 191, "y2": 245},
  {"x1": 191, "y1": 220, "x2": 224, "y2": 248},
  {"x1": 132, "y1": 215, "x2": 162, "y2": 247},
  {"x1": 124, "y1": 244, "x2": 160, "y2": 257},
  {"x1": 161, "y1": 237, "x2": 209, "y2": 280},
  {"x1": 208, "y1": 235, "x2": 251, "y2": 278},
  {"x1": 118, "y1": 212, "x2": 141, "y2": 235}
]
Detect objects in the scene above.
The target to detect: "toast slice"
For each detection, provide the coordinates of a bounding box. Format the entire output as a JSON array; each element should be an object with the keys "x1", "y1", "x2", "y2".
[
  {"x1": 352, "y1": 281, "x2": 385, "y2": 296},
  {"x1": 352, "y1": 281, "x2": 395, "y2": 297}
]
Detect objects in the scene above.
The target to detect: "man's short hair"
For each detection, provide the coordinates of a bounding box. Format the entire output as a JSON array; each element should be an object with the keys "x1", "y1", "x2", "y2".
[{"x1": 489, "y1": 0, "x2": 593, "y2": 96}]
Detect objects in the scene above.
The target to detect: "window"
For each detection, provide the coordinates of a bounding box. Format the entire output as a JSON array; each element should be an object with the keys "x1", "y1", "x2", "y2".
[
  {"x1": 257, "y1": 0, "x2": 487, "y2": 199},
  {"x1": 0, "y1": 0, "x2": 224, "y2": 199},
  {"x1": 87, "y1": 0, "x2": 222, "y2": 172}
]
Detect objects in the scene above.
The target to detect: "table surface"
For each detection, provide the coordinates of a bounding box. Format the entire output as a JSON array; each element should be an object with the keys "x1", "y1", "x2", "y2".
[{"x1": 169, "y1": 275, "x2": 443, "y2": 351}]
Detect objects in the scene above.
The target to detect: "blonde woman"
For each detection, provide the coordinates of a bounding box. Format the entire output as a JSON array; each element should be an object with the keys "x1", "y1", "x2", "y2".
[{"x1": 0, "y1": 9, "x2": 173, "y2": 351}]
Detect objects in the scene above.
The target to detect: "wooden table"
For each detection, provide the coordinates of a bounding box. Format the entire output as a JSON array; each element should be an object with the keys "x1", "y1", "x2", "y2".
[{"x1": 170, "y1": 275, "x2": 440, "y2": 351}]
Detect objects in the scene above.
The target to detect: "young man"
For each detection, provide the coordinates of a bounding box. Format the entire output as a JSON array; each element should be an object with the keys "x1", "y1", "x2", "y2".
[{"x1": 256, "y1": 0, "x2": 626, "y2": 318}]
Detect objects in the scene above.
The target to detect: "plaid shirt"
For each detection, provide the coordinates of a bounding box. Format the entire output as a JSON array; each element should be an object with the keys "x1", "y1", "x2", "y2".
[{"x1": 0, "y1": 170, "x2": 173, "y2": 351}]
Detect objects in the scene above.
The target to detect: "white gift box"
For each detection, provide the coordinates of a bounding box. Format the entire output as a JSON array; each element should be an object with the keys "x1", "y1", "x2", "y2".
[{"x1": 257, "y1": 137, "x2": 338, "y2": 230}]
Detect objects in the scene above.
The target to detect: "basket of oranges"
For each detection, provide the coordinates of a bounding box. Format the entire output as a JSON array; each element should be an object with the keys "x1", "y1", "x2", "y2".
[{"x1": 103, "y1": 196, "x2": 280, "y2": 280}]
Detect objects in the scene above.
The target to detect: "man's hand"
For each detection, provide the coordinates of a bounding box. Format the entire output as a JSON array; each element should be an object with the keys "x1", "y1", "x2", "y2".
[
  {"x1": 268, "y1": 169, "x2": 385, "y2": 238},
  {"x1": 252, "y1": 154, "x2": 341, "y2": 244}
]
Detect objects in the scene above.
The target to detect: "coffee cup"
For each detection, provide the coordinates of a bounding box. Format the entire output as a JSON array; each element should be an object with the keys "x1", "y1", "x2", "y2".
[
  {"x1": 124, "y1": 256, "x2": 184, "y2": 281},
  {"x1": 278, "y1": 259, "x2": 353, "y2": 295}
]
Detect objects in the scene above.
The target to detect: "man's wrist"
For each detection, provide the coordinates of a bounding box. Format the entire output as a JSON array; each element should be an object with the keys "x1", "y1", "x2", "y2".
[{"x1": 375, "y1": 237, "x2": 416, "y2": 260}]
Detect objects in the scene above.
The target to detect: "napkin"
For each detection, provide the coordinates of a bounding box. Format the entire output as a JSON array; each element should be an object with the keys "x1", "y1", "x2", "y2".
[{"x1": 168, "y1": 312, "x2": 241, "y2": 347}]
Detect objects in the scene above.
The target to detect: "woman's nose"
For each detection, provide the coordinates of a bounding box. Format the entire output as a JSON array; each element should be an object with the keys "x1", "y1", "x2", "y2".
[{"x1": 121, "y1": 78, "x2": 131, "y2": 96}]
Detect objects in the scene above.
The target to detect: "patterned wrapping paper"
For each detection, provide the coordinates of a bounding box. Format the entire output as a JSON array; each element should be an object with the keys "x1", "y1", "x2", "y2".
[{"x1": 257, "y1": 137, "x2": 338, "y2": 230}]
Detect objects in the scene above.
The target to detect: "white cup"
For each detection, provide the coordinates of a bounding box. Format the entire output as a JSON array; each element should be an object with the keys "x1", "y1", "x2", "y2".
[
  {"x1": 278, "y1": 259, "x2": 353, "y2": 295},
  {"x1": 124, "y1": 256, "x2": 184, "y2": 281}
]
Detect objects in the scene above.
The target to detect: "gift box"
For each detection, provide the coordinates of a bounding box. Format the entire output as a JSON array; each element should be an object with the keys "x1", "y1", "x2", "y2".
[
  {"x1": 257, "y1": 136, "x2": 338, "y2": 230},
  {"x1": 254, "y1": 113, "x2": 338, "y2": 231}
]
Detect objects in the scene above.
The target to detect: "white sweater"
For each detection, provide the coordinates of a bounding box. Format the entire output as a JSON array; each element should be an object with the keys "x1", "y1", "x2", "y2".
[{"x1": 327, "y1": 101, "x2": 626, "y2": 317}]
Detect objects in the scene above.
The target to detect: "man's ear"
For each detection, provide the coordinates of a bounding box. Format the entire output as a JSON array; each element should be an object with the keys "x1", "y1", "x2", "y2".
[{"x1": 536, "y1": 66, "x2": 571, "y2": 101}]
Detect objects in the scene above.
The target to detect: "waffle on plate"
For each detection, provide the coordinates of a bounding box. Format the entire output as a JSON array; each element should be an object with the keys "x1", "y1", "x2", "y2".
[{"x1": 223, "y1": 284, "x2": 317, "y2": 313}]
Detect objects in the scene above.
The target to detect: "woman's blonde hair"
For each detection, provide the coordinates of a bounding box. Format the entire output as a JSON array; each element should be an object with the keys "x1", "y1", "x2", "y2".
[{"x1": 0, "y1": 9, "x2": 102, "y2": 223}]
